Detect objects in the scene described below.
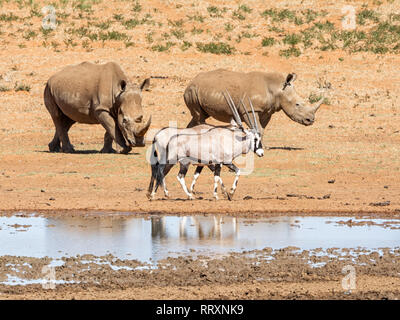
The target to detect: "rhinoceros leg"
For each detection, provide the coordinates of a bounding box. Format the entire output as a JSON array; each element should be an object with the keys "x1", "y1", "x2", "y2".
[
  {"x1": 95, "y1": 110, "x2": 130, "y2": 154},
  {"x1": 48, "y1": 132, "x2": 61, "y2": 153},
  {"x1": 184, "y1": 87, "x2": 209, "y2": 128},
  {"x1": 186, "y1": 111, "x2": 209, "y2": 128},
  {"x1": 44, "y1": 95, "x2": 76, "y2": 153},
  {"x1": 100, "y1": 132, "x2": 116, "y2": 153},
  {"x1": 48, "y1": 117, "x2": 75, "y2": 153},
  {"x1": 57, "y1": 118, "x2": 75, "y2": 153}
]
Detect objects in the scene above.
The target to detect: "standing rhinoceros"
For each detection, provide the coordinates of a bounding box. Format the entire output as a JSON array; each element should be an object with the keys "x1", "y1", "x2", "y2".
[
  {"x1": 183, "y1": 69, "x2": 323, "y2": 136},
  {"x1": 44, "y1": 61, "x2": 151, "y2": 153}
]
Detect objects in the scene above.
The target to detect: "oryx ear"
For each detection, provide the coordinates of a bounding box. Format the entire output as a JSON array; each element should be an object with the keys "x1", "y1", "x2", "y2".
[
  {"x1": 283, "y1": 73, "x2": 297, "y2": 90},
  {"x1": 140, "y1": 78, "x2": 150, "y2": 91}
]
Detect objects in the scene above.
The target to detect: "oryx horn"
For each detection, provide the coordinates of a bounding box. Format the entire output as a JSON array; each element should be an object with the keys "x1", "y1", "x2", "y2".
[
  {"x1": 248, "y1": 98, "x2": 259, "y2": 132},
  {"x1": 223, "y1": 90, "x2": 243, "y2": 128},
  {"x1": 240, "y1": 97, "x2": 255, "y2": 129}
]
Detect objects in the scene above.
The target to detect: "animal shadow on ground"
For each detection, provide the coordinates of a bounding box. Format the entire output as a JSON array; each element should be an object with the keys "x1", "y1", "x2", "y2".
[
  {"x1": 268, "y1": 146, "x2": 304, "y2": 151},
  {"x1": 36, "y1": 150, "x2": 140, "y2": 155}
]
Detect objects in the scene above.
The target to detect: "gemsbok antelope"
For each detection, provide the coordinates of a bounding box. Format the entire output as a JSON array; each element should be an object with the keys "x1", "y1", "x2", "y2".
[
  {"x1": 147, "y1": 124, "x2": 217, "y2": 200},
  {"x1": 150, "y1": 91, "x2": 264, "y2": 200}
]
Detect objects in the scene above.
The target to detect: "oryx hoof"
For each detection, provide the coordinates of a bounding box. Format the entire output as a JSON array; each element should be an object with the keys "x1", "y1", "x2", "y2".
[
  {"x1": 164, "y1": 192, "x2": 169, "y2": 199},
  {"x1": 146, "y1": 192, "x2": 155, "y2": 201},
  {"x1": 188, "y1": 194, "x2": 195, "y2": 200},
  {"x1": 225, "y1": 192, "x2": 232, "y2": 201},
  {"x1": 213, "y1": 194, "x2": 219, "y2": 201}
]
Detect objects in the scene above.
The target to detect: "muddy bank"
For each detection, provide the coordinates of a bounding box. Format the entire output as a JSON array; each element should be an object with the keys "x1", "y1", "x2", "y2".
[{"x1": 1, "y1": 246, "x2": 400, "y2": 299}]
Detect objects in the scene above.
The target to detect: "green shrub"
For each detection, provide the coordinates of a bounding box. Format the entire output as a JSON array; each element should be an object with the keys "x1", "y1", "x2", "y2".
[
  {"x1": 261, "y1": 37, "x2": 275, "y2": 47},
  {"x1": 196, "y1": 42, "x2": 235, "y2": 55}
]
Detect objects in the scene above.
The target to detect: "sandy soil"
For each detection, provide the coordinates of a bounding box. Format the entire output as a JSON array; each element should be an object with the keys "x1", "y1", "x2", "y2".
[
  {"x1": 0, "y1": 1, "x2": 399, "y2": 215},
  {"x1": 0, "y1": 0, "x2": 400, "y2": 299}
]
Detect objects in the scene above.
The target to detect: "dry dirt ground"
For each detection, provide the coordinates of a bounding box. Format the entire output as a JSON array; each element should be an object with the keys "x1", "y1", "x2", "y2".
[{"x1": 0, "y1": 0, "x2": 400, "y2": 299}]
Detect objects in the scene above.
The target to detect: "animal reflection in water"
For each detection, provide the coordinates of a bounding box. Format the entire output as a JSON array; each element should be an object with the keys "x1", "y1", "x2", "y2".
[{"x1": 151, "y1": 216, "x2": 238, "y2": 241}]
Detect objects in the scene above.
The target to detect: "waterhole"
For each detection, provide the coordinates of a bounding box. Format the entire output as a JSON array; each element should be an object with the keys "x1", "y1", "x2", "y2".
[{"x1": 1, "y1": 214, "x2": 399, "y2": 262}]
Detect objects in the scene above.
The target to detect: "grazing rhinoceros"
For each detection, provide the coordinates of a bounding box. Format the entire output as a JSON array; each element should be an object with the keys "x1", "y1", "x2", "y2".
[
  {"x1": 183, "y1": 69, "x2": 324, "y2": 137},
  {"x1": 44, "y1": 61, "x2": 151, "y2": 153}
]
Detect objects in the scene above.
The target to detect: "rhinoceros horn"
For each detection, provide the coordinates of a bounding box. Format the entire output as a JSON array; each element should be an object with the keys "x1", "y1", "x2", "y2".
[
  {"x1": 134, "y1": 115, "x2": 152, "y2": 137},
  {"x1": 312, "y1": 96, "x2": 325, "y2": 113}
]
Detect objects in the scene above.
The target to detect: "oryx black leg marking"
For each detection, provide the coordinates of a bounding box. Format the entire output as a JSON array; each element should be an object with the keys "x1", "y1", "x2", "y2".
[
  {"x1": 147, "y1": 167, "x2": 156, "y2": 200},
  {"x1": 177, "y1": 162, "x2": 194, "y2": 199},
  {"x1": 213, "y1": 164, "x2": 229, "y2": 200},
  {"x1": 190, "y1": 165, "x2": 204, "y2": 194},
  {"x1": 161, "y1": 164, "x2": 174, "y2": 197},
  {"x1": 213, "y1": 165, "x2": 221, "y2": 199},
  {"x1": 225, "y1": 163, "x2": 240, "y2": 199}
]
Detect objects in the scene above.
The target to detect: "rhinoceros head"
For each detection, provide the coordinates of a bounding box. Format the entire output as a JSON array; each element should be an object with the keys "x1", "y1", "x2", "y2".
[
  {"x1": 116, "y1": 78, "x2": 151, "y2": 147},
  {"x1": 278, "y1": 73, "x2": 324, "y2": 126}
]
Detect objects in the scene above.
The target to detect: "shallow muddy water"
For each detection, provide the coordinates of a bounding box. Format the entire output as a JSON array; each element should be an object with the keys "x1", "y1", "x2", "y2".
[{"x1": 0, "y1": 214, "x2": 399, "y2": 262}]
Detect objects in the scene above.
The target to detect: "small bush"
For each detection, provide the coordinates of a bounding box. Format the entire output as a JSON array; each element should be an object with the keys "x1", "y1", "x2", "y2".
[
  {"x1": 113, "y1": 14, "x2": 124, "y2": 21},
  {"x1": 151, "y1": 42, "x2": 175, "y2": 52},
  {"x1": 14, "y1": 83, "x2": 31, "y2": 92},
  {"x1": 99, "y1": 31, "x2": 130, "y2": 41},
  {"x1": 123, "y1": 18, "x2": 140, "y2": 29},
  {"x1": 279, "y1": 47, "x2": 301, "y2": 58},
  {"x1": 357, "y1": 9, "x2": 380, "y2": 25},
  {"x1": 224, "y1": 23, "x2": 234, "y2": 32},
  {"x1": 309, "y1": 93, "x2": 330, "y2": 105},
  {"x1": 132, "y1": 1, "x2": 142, "y2": 13},
  {"x1": 261, "y1": 37, "x2": 275, "y2": 47},
  {"x1": 191, "y1": 27, "x2": 203, "y2": 35},
  {"x1": 196, "y1": 42, "x2": 235, "y2": 55},
  {"x1": 0, "y1": 13, "x2": 19, "y2": 21},
  {"x1": 207, "y1": 6, "x2": 223, "y2": 18},
  {"x1": 180, "y1": 41, "x2": 192, "y2": 51},
  {"x1": 171, "y1": 28, "x2": 185, "y2": 40},
  {"x1": 283, "y1": 33, "x2": 302, "y2": 46},
  {"x1": 23, "y1": 30, "x2": 37, "y2": 40}
]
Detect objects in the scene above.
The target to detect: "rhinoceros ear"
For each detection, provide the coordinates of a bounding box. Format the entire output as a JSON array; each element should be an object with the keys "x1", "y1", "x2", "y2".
[
  {"x1": 283, "y1": 73, "x2": 297, "y2": 90},
  {"x1": 140, "y1": 78, "x2": 150, "y2": 91}
]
